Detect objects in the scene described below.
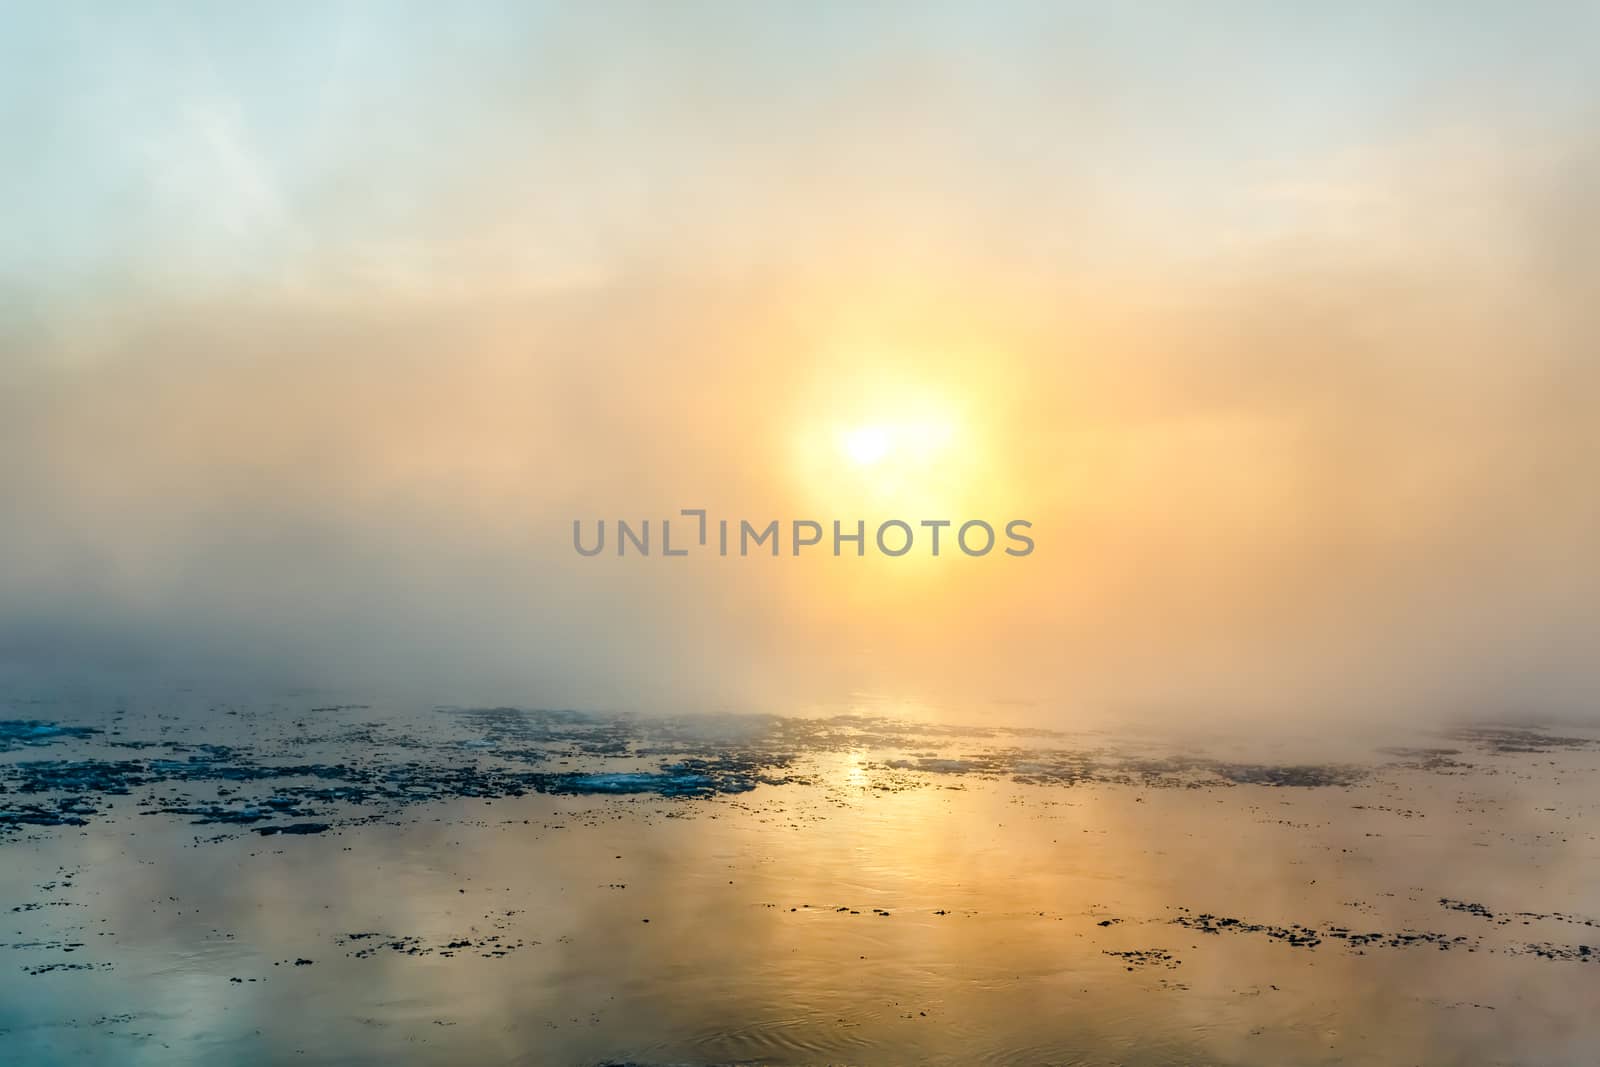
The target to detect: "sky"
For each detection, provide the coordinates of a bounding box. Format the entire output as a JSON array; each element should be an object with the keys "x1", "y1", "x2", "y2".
[{"x1": 2, "y1": 3, "x2": 1597, "y2": 724}]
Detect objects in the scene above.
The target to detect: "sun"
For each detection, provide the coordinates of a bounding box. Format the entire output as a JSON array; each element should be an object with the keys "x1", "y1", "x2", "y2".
[
  {"x1": 788, "y1": 371, "x2": 991, "y2": 520},
  {"x1": 813, "y1": 411, "x2": 968, "y2": 516},
  {"x1": 837, "y1": 415, "x2": 958, "y2": 469},
  {"x1": 841, "y1": 424, "x2": 893, "y2": 466}
]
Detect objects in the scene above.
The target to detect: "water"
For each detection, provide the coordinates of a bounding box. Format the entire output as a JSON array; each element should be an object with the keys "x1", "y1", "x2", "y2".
[{"x1": 2, "y1": 695, "x2": 1597, "y2": 1065}]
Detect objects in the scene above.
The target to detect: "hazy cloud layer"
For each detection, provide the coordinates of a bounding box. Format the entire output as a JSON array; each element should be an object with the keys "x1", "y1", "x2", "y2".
[{"x1": 2, "y1": 5, "x2": 1596, "y2": 724}]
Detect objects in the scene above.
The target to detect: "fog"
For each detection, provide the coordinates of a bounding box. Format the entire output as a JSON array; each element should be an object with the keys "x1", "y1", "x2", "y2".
[{"x1": 2, "y1": 4, "x2": 1597, "y2": 726}]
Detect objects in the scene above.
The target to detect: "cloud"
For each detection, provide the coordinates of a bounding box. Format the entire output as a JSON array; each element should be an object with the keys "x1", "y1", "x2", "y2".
[{"x1": 1, "y1": 9, "x2": 1596, "y2": 725}]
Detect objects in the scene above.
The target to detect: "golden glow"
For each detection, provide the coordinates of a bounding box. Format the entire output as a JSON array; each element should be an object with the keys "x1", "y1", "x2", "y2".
[
  {"x1": 840, "y1": 424, "x2": 893, "y2": 467},
  {"x1": 788, "y1": 359, "x2": 997, "y2": 525},
  {"x1": 837, "y1": 417, "x2": 954, "y2": 469}
]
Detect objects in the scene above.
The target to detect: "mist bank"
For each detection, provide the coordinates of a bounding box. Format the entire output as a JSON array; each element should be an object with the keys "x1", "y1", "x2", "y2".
[
  {"x1": 2, "y1": 5, "x2": 1597, "y2": 727},
  {"x1": 3, "y1": 207, "x2": 1596, "y2": 728}
]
